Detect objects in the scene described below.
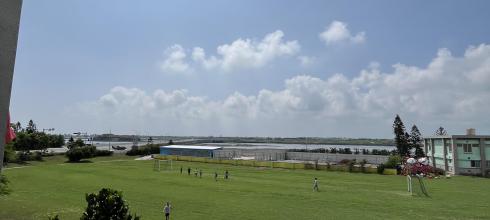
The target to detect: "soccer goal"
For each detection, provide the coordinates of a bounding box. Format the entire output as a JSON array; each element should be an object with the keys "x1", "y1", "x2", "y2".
[
  {"x1": 153, "y1": 159, "x2": 173, "y2": 172},
  {"x1": 407, "y1": 175, "x2": 429, "y2": 197}
]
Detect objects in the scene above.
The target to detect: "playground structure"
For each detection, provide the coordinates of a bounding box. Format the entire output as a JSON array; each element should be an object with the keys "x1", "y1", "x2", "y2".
[{"x1": 404, "y1": 157, "x2": 431, "y2": 197}]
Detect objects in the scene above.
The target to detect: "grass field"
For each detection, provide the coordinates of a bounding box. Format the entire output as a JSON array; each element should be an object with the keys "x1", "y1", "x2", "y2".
[{"x1": 1, "y1": 155, "x2": 489, "y2": 220}]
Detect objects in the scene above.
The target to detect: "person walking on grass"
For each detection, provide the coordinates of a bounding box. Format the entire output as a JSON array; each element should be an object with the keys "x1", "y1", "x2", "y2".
[
  {"x1": 187, "y1": 167, "x2": 191, "y2": 175},
  {"x1": 313, "y1": 177, "x2": 319, "y2": 192},
  {"x1": 225, "y1": 170, "x2": 229, "y2": 180},
  {"x1": 199, "y1": 169, "x2": 202, "y2": 178},
  {"x1": 214, "y1": 172, "x2": 218, "y2": 181},
  {"x1": 180, "y1": 166, "x2": 183, "y2": 174},
  {"x1": 163, "y1": 202, "x2": 171, "y2": 220}
]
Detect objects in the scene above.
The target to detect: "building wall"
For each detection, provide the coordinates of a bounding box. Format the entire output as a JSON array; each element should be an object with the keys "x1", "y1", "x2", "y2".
[
  {"x1": 455, "y1": 139, "x2": 482, "y2": 175},
  {"x1": 160, "y1": 148, "x2": 213, "y2": 157}
]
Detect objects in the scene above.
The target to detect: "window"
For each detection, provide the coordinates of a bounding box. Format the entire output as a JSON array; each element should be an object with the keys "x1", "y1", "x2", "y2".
[
  {"x1": 487, "y1": 161, "x2": 490, "y2": 167},
  {"x1": 463, "y1": 144, "x2": 472, "y2": 153},
  {"x1": 471, "y1": 160, "x2": 480, "y2": 168}
]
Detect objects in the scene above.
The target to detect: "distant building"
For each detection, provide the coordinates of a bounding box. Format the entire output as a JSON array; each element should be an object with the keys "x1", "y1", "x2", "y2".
[
  {"x1": 424, "y1": 129, "x2": 490, "y2": 177},
  {"x1": 159, "y1": 145, "x2": 222, "y2": 157}
]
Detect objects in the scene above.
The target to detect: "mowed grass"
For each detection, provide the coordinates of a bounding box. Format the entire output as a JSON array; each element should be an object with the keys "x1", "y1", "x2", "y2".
[{"x1": 1, "y1": 156, "x2": 489, "y2": 220}]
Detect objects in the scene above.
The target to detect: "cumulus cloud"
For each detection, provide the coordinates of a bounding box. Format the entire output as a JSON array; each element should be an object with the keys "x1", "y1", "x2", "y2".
[
  {"x1": 75, "y1": 44, "x2": 490, "y2": 137},
  {"x1": 160, "y1": 44, "x2": 191, "y2": 73},
  {"x1": 319, "y1": 20, "x2": 366, "y2": 45},
  {"x1": 161, "y1": 30, "x2": 300, "y2": 73},
  {"x1": 297, "y1": 56, "x2": 315, "y2": 67}
]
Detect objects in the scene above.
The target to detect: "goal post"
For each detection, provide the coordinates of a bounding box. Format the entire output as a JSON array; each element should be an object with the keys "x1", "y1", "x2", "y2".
[
  {"x1": 153, "y1": 159, "x2": 173, "y2": 172},
  {"x1": 407, "y1": 174, "x2": 429, "y2": 197}
]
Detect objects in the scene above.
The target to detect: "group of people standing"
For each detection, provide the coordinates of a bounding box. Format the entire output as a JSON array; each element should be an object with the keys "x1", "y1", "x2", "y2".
[{"x1": 180, "y1": 166, "x2": 230, "y2": 181}]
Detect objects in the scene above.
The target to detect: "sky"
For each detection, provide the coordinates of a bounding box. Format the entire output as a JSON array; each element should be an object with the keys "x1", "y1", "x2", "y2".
[{"x1": 10, "y1": 0, "x2": 490, "y2": 138}]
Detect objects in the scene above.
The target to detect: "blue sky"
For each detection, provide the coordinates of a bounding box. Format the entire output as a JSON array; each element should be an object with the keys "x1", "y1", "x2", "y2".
[{"x1": 10, "y1": 0, "x2": 490, "y2": 137}]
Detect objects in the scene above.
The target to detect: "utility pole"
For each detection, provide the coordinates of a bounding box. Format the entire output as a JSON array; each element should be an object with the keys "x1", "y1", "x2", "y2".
[{"x1": 0, "y1": 0, "x2": 23, "y2": 171}]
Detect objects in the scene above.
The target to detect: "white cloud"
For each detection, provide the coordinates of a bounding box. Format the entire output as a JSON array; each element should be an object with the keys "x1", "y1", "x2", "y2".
[
  {"x1": 162, "y1": 30, "x2": 300, "y2": 73},
  {"x1": 297, "y1": 56, "x2": 315, "y2": 67},
  {"x1": 73, "y1": 44, "x2": 490, "y2": 137},
  {"x1": 319, "y1": 20, "x2": 366, "y2": 45},
  {"x1": 159, "y1": 44, "x2": 191, "y2": 73}
]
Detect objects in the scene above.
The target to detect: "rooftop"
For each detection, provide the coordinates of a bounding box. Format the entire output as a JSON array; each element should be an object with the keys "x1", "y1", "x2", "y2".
[{"x1": 159, "y1": 145, "x2": 222, "y2": 150}]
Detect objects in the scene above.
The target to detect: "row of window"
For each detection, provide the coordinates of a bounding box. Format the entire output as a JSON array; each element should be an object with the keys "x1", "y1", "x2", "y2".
[
  {"x1": 469, "y1": 160, "x2": 490, "y2": 168},
  {"x1": 457, "y1": 143, "x2": 478, "y2": 153}
]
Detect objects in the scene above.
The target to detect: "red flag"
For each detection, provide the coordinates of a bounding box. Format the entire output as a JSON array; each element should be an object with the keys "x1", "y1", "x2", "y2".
[{"x1": 5, "y1": 113, "x2": 16, "y2": 144}]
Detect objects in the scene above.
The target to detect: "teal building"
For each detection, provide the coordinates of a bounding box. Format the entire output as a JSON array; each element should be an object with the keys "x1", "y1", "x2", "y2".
[{"x1": 424, "y1": 129, "x2": 490, "y2": 177}]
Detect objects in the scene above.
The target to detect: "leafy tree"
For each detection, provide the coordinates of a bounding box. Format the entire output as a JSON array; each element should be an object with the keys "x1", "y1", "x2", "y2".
[
  {"x1": 393, "y1": 115, "x2": 410, "y2": 157},
  {"x1": 409, "y1": 125, "x2": 425, "y2": 158},
  {"x1": 168, "y1": 139, "x2": 174, "y2": 145},
  {"x1": 25, "y1": 119, "x2": 37, "y2": 134},
  {"x1": 67, "y1": 138, "x2": 85, "y2": 150},
  {"x1": 435, "y1": 126, "x2": 447, "y2": 136},
  {"x1": 81, "y1": 188, "x2": 140, "y2": 220}
]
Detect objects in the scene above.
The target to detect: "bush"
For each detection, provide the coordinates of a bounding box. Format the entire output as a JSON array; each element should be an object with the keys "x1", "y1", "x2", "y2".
[
  {"x1": 66, "y1": 146, "x2": 96, "y2": 162},
  {"x1": 15, "y1": 151, "x2": 43, "y2": 162},
  {"x1": 384, "y1": 155, "x2": 401, "y2": 168},
  {"x1": 0, "y1": 174, "x2": 10, "y2": 195},
  {"x1": 95, "y1": 150, "x2": 113, "y2": 157},
  {"x1": 433, "y1": 167, "x2": 445, "y2": 176},
  {"x1": 339, "y1": 159, "x2": 351, "y2": 165},
  {"x1": 348, "y1": 159, "x2": 356, "y2": 172},
  {"x1": 360, "y1": 159, "x2": 367, "y2": 173},
  {"x1": 48, "y1": 215, "x2": 60, "y2": 220},
  {"x1": 377, "y1": 164, "x2": 385, "y2": 174},
  {"x1": 81, "y1": 188, "x2": 140, "y2": 220}
]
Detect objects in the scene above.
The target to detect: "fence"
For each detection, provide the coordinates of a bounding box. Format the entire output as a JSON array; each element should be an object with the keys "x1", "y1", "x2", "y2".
[
  {"x1": 152, "y1": 154, "x2": 397, "y2": 175},
  {"x1": 285, "y1": 152, "x2": 389, "y2": 164},
  {"x1": 213, "y1": 149, "x2": 389, "y2": 164}
]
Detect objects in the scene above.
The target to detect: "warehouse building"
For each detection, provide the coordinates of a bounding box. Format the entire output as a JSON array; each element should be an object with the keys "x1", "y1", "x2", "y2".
[{"x1": 159, "y1": 145, "x2": 222, "y2": 158}]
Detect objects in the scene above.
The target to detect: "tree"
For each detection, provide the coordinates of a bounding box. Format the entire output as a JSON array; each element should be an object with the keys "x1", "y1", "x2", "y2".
[
  {"x1": 435, "y1": 126, "x2": 447, "y2": 136},
  {"x1": 67, "y1": 137, "x2": 85, "y2": 149},
  {"x1": 25, "y1": 119, "x2": 37, "y2": 134},
  {"x1": 393, "y1": 115, "x2": 410, "y2": 157},
  {"x1": 168, "y1": 139, "x2": 174, "y2": 145},
  {"x1": 81, "y1": 188, "x2": 140, "y2": 220},
  {"x1": 409, "y1": 125, "x2": 425, "y2": 158}
]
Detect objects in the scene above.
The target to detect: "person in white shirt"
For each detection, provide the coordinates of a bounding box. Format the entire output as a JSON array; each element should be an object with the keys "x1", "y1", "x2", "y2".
[{"x1": 313, "y1": 177, "x2": 319, "y2": 192}]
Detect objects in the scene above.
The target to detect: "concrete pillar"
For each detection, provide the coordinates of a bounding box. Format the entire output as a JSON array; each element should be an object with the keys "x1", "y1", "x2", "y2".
[
  {"x1": 480, "y1": 138, "x2": 486, "y2": 177},
  {"x1": 451, "y1": 138, "x2": 458, "y2": 174},
  {"x1": 0, "y1": 0, "x2": 23, "y2": 171},
  {"x1": 443, "y1": 138, "x2": 448, "y2": 171}
]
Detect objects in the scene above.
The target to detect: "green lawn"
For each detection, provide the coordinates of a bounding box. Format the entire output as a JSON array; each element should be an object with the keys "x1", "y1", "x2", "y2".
[{"x1": 1, "y1": 155, "x2": 489, "y2": 220}]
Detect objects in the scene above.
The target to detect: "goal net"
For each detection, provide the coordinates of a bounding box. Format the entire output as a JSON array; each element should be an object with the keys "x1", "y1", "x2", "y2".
[{"x1": 153, "y1": 159, "x2": 173, "y2": 172}]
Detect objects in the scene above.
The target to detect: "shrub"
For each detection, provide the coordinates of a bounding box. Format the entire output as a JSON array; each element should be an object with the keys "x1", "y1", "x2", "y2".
[
  {"x1": 384, "y1": 155, "x2": 401, "y2": 168},
  {"x1": 66, "y1": 146, "x2": 96, "y2": 162},
  {"x1": 433, "y1": 167, "x2": 445, "y2": 176},
  {"x1": 15, "y1": 151, "x2": 43, "y2": 162},
  {"x1": 348, "y1": 159, "x2": 356, "y2": 172},
  {"x1": 48, "y1": 215, "x2": 60, "y2": 220},
  {"x1": 81, "y1": 188, "x2": 140, "y2": 220},
  {"x1": 360, "y1": 159, "x2": 367, "y2": 173},
  {"x1": 339, "y1": 159, "x2": 351, "y2": 165},
  {"x1": 95, "y1": 150, "x2": 113, "y2": 157},
  {"x1": 0, "y1": 174, "x2": 10, "y2": 195},
  {"x1": 377, "y1": 164, "x2": 385, "y2": 174}
]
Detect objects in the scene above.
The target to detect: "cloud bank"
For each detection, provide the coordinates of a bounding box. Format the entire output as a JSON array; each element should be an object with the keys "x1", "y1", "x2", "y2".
[{"x1": 75, "y1": 44, "x2": 490, "y2": 137}]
